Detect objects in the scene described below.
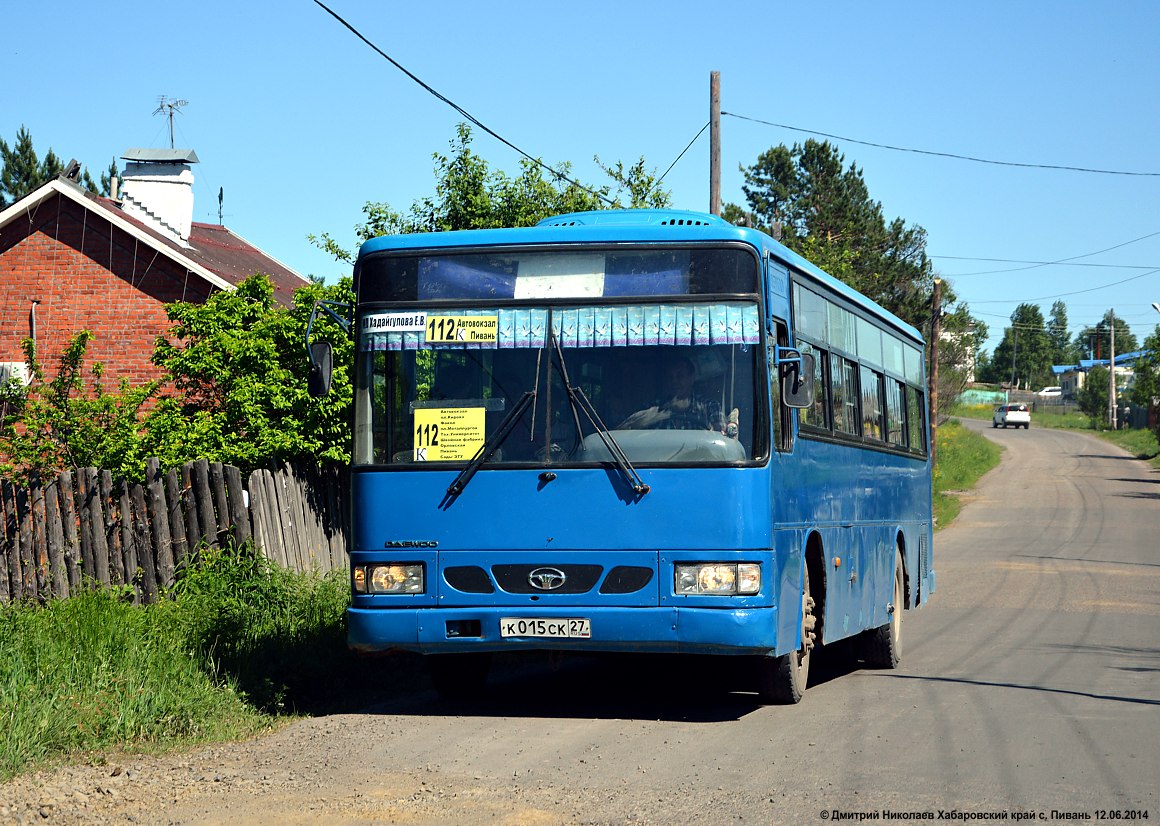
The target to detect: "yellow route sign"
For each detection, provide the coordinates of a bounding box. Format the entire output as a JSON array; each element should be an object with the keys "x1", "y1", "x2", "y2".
[{"x1": 412, "y1": 406, "x2": 485, "y2": 462}]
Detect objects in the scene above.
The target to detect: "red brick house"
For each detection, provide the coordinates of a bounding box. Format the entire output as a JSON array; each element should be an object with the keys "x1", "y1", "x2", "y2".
[{"x1": 0, "y1": 148, "x2": 310, "y2": 387}]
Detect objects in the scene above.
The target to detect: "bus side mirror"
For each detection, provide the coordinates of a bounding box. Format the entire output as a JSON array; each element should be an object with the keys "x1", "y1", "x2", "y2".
[
  {"x1": 780, "y1": 350, "x2": 815, "y2": 409},
  {"x1": 308, "y1": 340, "x2": 333, "y2": 398}
]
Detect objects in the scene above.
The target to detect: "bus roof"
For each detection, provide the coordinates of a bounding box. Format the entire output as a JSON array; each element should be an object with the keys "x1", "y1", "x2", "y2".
[{"x1": 356, "y1": 209, "x2": 924, "y2": 343}]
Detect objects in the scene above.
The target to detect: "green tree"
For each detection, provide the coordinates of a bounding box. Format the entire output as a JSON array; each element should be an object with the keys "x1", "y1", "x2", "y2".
[
  {"x1": 143, "y1": 275, "x2": 354, "y2": 471},
  {"x1": 725, "y1": 139, "x2": 936, "y2": 328},
  {"x1": 0, "y1": 126, "x2": 107, "y2": 207},
  {"x1": 1077, "y1": 366, "x2": 1111, "y2": 427},
  {"x1": 1074, "y1": 310, "x2": 1139, "y2": 360},
  {"x1": 989, "y1": 304, "x2": 1054, "y2": 389},
  {"x1": 1128, "y1": 324, "x2": 1160, "y2": 439},
  {"x1": 1047, "y1": 301, "x2": 1079, "y2": 365},
  {"x1": 310, "y1": 124, "x2": 670, "y2": 264},
  {"x1": 0, "y1": 332, "x2": 158, "y2": 481}
]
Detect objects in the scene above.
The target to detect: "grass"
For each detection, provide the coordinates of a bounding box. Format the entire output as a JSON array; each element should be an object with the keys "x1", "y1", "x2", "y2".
[
  {"x1": 0, "y1": 587, "x2": 270, "y2": 780},
  {"x1": 932, "y1": 419, "x2": 1002, "y2": 529},
  {"x1": 0, "y1": 543, "x2": 427, "y2": 782}
]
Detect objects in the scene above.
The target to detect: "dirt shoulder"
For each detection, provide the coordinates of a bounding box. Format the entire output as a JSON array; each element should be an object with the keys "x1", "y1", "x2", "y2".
[{"x1": 0, "y1": 714, "x2": 585, "y2": 825}]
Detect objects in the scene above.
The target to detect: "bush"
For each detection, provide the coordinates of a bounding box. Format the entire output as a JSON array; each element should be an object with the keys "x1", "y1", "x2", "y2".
[{"x1": 170, "y1": 542, "x2": 351, "y2": 714}]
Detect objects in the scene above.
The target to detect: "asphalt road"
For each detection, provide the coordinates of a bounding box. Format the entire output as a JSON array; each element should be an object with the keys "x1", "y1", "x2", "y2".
[
  {"x1": 5, "y1": 419, "x2": 1156, "y2": 825},
  {"x1": 326, "y1": 419, "x2": 1159, "y2": 822}
]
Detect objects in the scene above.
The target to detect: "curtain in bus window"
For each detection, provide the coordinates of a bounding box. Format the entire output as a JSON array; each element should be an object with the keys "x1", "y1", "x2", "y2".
[
  {"x1": 360, "y1": 304, "x2": 761, "y2": 352},
  {"x1": 907, "y1": 386, "x2": 926, "y2": 453},
  {"x1": 827, "y1": 302, "x2": 856, "y2": 355},
  {"x1": 886, "y1": 378, "x2": 905, "y2": 446},
  {"x1": 860, "y1": 365, "x2": 884, "y2": 441},
  {"x1": 830, "y1": 354, "x2": 859, "y2": 435}
]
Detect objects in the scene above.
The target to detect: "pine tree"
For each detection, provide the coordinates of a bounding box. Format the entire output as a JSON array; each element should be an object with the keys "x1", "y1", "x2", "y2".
[
  {"x1": 726, "y1": 139, "x2": 937, "y2": 328},
  {"x1": 0, "y1": 126, "x2": 43, "y2": 207},
  {"x1": 0, "y1": 127, "x2": 104, "y2": 207}
]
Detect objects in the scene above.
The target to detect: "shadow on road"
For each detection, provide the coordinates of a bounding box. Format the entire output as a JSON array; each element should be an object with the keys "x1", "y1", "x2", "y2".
[
  {"x1": 337, "y1": 636, "x2": 887, "y2": 723},
  {"x1": 875, "y1": 673, "x2": 1160, "y2": 706},
  {"x1": 1014, "y1": 553, "x2": 1160, "y2": 569}
]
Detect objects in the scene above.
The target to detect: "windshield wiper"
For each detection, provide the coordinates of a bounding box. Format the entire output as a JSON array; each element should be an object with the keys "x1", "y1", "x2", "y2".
[
  {"x1": 443, "y1": 390, "x2": 536, "y2": 501},
  {"x1": 551, "y1": 335, "x2": 650, "y2": 498}
]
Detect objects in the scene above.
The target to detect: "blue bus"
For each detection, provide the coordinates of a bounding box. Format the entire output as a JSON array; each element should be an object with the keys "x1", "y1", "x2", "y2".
[{"x1": 308, "y1": 208, "x2": 934, "y2": 703}]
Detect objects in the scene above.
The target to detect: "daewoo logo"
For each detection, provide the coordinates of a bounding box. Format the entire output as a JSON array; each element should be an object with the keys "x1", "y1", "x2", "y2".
[
  {"x1": 528, "y1": 567, "x2": 567, "y2": 591},
  {"x1": 384, "y1": 540, "x2": 438, "y2": 548}
]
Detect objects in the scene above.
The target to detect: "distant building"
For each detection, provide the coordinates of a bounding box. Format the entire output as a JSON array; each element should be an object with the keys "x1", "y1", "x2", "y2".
[
  {"x1": 939, "y1": 329, "x2": 977, "y2": 383},
  {"x1": 0, "y1": 148, "x2": 309, "y2": 387},
  {"x1": 1052, "y1": 351, "x2": 1148, "y2": 399}
]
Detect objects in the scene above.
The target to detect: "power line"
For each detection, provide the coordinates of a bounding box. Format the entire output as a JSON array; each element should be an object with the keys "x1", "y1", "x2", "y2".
[
  {"x1": 723, "y1": 111, "x2": 1160, "y2": 178},
  {"x1": 967, "y1": 267, "x2": 1160, "y2": 304},
  {"x1": 658, "y1": 121, "x2": 709, "y2": 185},
  {"x1": 935, "y1": 257, "x2": 1158, "y2": 272},
  {"x1": 937, "y1": 228, "x2": 1160, "y2": 276},
  {"x1": 312, "y1": 0, "x2": 615, "y2": 207}
]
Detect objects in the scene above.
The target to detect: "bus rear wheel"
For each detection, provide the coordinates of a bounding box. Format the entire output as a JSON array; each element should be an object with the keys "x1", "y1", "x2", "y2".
[
  {"x1": 756, "y1": 567, "x2": 816, "y2": 704},
  {"x1": 426, "y1": 652, "x2": 492, "y2": 701},
  {"x1": 861, "y1": 551, "x2": 903, "y2": 668}
]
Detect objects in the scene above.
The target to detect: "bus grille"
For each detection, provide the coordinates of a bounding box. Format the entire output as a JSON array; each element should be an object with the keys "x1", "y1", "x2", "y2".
[
  {"x1": 442, "y1": 564, "x2": 655, "y2": 596},
  {"x1": 444, "y1": 566, "x2": 495, "y2": 594},
  {"x1": 493, "y1": 564, "x2": 603, "y2": 594}
]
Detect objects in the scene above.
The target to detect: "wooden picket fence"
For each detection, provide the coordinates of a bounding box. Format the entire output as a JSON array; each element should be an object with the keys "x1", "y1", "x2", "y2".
[{"x1": 0, "y1": 458, "x2": 349, "y2": 604}]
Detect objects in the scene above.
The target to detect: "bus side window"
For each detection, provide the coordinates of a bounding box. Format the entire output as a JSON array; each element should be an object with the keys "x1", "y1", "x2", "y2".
[
  {"x1": 831, "y1": 353, "x2": 860, "y2": 436},
  {"x1": 798, "y1": 341, "x2": 829, "y2": 431}
]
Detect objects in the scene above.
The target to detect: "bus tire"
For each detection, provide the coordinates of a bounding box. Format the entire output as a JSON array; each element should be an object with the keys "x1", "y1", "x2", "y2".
[
  {"x1": 426, "y1": 652, "x2": 492, "y2": 700},
  {"x1": 862, "y1": 552, "x2": 903, "y2": 668},
  {"x1": 756, "y1": 567, "x2": 815, "y2": 704}
]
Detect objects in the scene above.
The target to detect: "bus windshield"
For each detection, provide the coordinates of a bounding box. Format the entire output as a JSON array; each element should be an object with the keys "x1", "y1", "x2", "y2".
[{"x1": 354, "y1": 302, "x2": 765, "y2": 467}]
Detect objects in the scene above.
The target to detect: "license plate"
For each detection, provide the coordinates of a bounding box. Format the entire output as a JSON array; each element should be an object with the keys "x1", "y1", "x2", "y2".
[{"x1": 499, "y1": 617, "x2": 591, "y2": 639}]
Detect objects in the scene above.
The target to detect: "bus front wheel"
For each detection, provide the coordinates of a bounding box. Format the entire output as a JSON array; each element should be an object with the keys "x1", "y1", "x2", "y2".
[
  {"x1": 861, "y1": 551, "x2": 903, "y2": 668},
  {"x1": 756, "y1": 567, "x2": 816, "y2": 704}
]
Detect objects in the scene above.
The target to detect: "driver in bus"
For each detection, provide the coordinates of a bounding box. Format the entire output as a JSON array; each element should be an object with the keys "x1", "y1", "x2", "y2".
[{"x1": 619, "y1": 353, "x2": 733, "y2": 434}]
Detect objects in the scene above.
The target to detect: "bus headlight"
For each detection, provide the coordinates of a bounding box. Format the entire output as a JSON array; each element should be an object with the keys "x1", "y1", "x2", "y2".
[
  {"x1": 354, "y1": 564, "x2": 425, "y2": 594},
  {"x1": 674, "y1": 563, "x2": 761, "y2": 595}
]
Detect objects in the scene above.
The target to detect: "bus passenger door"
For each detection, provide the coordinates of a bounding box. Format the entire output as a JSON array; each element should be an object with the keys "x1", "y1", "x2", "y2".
[{"x1": 769, "y1": 319, "x2": 793, "y2": 454}]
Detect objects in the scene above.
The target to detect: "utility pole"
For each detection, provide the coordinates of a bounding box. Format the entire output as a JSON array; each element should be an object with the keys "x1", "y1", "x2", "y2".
[
  {"x1": 1109, "y1": 309, "x2": 1117, "y2": 429},
  {"x1": 709, "y1": 71, "x2": 721, "y2": 215},
  {"x1": 929, "y1": 279, "x2": 942, "y2": 469},
  {"x1": 1009, "y1": 326, "x2": 1019, "y2": 396}
]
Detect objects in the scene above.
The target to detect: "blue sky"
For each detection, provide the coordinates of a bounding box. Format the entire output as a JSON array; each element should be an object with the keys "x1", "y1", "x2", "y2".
[{"x1": 4, "y1": 1, "x2": 1158, "y2": 354}]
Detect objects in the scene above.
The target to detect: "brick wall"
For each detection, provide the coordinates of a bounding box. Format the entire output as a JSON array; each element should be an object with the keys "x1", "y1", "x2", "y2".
[{"x1": 0, "y1": 192, "x2": 215, "y2": 387}]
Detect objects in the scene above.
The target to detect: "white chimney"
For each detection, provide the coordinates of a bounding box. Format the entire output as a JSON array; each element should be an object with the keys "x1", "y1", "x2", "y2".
[{"x1": 118, "y1": 148, "x2": 200, "y2": 246}]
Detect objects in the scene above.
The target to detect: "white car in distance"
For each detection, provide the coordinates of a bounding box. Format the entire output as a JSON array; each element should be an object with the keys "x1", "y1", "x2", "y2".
[{"x1": 993, "y1": 403, "x2": 1031, "y2": 429}]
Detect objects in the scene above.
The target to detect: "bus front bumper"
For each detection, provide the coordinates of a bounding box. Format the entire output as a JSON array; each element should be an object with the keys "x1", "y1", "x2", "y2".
[{"x1": 348, "y1": 604, "x2": 782, "y2": 657}]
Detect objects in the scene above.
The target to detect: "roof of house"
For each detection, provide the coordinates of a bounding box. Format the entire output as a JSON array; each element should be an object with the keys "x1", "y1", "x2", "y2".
[
  {"x1": 0, "y1": 176, "x2": 310, "y2": 306},
  {"x1": 1053, "y1": 350, "x2": 1151, "y2": 374}
]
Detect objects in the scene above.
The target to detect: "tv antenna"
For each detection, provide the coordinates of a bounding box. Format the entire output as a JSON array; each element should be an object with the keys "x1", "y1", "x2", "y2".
[{"x1": 153, "y1": 96, "x2": 189, "y2": 148}]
